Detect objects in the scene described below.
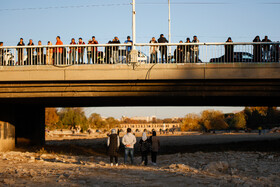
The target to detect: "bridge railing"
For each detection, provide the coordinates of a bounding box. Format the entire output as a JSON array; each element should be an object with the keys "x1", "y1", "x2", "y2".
[{"x1": 0, "y1": 42, "x2": 279, "y2": 66}]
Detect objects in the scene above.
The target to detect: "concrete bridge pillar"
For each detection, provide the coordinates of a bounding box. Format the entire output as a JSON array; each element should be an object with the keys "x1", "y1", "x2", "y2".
[
  {"x1": 0, "y1": 122, "x2": 15, "y2": 151},
  {"x1": 0, "y1": 104, "x2": 45, "y2": 148}
]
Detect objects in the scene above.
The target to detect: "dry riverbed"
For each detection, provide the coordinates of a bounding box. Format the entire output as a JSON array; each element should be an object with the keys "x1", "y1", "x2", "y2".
[{"x1": 1, "y1": 133, "x2": 280, "y2": 186}]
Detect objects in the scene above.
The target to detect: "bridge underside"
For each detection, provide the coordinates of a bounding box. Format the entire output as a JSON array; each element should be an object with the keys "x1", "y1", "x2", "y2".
[
  {"x1": 0, "y1": 79, "x2": 279, "y2": 107},
  {"x1": 1, "y1": 63, "x2": 280, "y2": 146}
]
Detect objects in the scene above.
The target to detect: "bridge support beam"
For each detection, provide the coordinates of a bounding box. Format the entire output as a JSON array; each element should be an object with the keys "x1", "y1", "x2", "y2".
[{"x1": 0, "y1": 104, "x2": 45, "y2": 147}]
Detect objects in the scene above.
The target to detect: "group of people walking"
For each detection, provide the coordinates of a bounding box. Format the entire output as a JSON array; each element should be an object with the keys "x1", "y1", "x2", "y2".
[{"x1": 107, "y1": 128, "x2": 160, "y2": 166}]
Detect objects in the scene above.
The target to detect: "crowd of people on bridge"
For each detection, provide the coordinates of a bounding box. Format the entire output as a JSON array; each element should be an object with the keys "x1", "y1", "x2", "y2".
[
  {"x1": 0, "y1": 34, "x2": 279, "y2": 65},
  {"x1": 107, "y1": 128, "x2": 160, "y2": 166},
  {"x1": 220, "y1": 35, "x2": 279, "y2": 63}
]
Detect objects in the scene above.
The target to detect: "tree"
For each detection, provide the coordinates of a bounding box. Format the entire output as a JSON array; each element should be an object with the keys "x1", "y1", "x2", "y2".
[
  {"x1": 233, "y1": 112, "x2": 246, "y2": 130},
  {"x1": 200, "y1": 110, "x2": 229, "y2": 131},
  {"x1": 88, "y1": 113, "x2": 106, "y2": 129},
  {"x1": 45, "y1": 108, "x2": 59, "y2": 130},
  {"x1": 59, "y1": 108, "x2": 88, "y2": 131},
  {"x1": 105, "y1": 117, "x2": 120, "y2": 129},
  {"x1": 182, "y1": 113, "x2": 201, "y2": 131}
]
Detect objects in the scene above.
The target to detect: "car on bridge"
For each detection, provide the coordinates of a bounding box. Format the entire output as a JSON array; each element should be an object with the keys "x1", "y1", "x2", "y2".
[
  {"x1": 209, "y1": 52, "x2": 253, "y2": 63},
  {"x1": 119, "y1": 49, "x2": 149, "y2": 64}
]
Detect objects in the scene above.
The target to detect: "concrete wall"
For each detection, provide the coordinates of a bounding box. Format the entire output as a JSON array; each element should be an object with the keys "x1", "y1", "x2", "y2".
[
  {"x1": 0, "y1": 121, "x2": 15, "y2": 151},
  {"x1": 0, "y1": 63, "x2": 280, "y2": 81}
]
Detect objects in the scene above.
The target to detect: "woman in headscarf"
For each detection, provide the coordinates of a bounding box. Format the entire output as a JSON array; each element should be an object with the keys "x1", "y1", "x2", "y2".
[
  {"x1": 107, "y1": 129, "x2": 120, "y2": 166},
  {"x1": 139, "y1": 131, "x2": 150, "y2": 166}
]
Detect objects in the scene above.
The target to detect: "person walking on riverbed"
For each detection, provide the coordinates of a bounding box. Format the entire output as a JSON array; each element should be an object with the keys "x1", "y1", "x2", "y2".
[
  {"x1": 122, "y1": 128, "x2": 136, "y2": 165},
  {"x1": 107, "y1": 129, "x2": 120, "y2": 166}
]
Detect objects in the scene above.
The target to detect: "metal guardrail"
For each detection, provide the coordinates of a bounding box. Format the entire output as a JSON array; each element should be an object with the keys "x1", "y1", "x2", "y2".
[{"x1": 0, "y1": 42, "x2": 279, "y2": 66}]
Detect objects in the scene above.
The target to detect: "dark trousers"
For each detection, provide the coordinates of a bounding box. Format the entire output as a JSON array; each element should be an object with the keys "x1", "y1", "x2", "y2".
[
  {"x1": 150, "y1": 53, "x2": 158, "y2": 63},
  {"x1": 78, "y1": 52, "x2": 84, "y2": 64},
  {"x1": 110, "y1": 156, "x2": 118, "y2": 164},
  {"x1": 141, "y1": 152, "x2": 148, "y2": 165},
  {"x1": 151, "y1": 151, "x2": 158, "y2": 163},
  {"x1": 54, "y1": 53, "x2": 62, "y2": 65},
  {"x1": 160, "y1": 50, "x2": 168, "y2": 63},
  {"x1": 27, "y1": 53, "x2": 34, "y2": 65}
]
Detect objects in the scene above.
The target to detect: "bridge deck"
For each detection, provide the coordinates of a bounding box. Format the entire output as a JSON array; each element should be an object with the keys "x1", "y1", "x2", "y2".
[{"x1": 0, "y1": 63, "x2": 280, "y2": 81}]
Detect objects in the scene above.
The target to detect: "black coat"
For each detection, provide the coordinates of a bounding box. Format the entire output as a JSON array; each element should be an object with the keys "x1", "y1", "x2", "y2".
[
  {"x1": 158, "y1": 37, "x2": 168, "y2": 52},
  {"x1": 139, "y1": 139, "x2": 151, "y2": 153},
  {"x1": 107, "y1": 134, "x2": 119, "y2": 156}
]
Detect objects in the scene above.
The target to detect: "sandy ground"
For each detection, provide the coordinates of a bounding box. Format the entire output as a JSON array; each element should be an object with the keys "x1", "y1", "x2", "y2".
[{"x1": 0, "y1": 133, "x2": 280, "y2": 186}]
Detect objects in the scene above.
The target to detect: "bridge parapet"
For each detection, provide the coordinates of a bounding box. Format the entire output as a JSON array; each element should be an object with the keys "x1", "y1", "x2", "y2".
[
  {"x1": 0, "y1": 42, "x2": 279, "y2": 66},
  {"x1": 0, "y1": 63, "x2": 280, "y2": 81}
]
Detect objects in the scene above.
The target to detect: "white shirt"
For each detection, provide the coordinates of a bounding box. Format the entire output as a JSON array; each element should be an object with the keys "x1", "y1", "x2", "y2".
[{"x1": 122, "y1": 133, "x2": 136, "y2": 149}]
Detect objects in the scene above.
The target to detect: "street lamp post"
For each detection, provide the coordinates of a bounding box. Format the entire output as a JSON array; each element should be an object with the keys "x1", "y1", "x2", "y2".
[
  {"x1": 168, "y1": 0, "x2": 171, "y2": 56},
  {"x1": 130, "y1": 0, "x2": 138, "y2": 68},
  {"x1": 132, "y1": 0, "x2": 136, "y2": 50},
  {"x1": 168, "y1": 0, "x2": 171, "y2": 43}
]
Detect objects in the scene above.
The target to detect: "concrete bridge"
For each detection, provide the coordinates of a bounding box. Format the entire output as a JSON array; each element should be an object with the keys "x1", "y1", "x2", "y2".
[{"x1": 0, "y1": 63, "x2": 280, "y2": 148}]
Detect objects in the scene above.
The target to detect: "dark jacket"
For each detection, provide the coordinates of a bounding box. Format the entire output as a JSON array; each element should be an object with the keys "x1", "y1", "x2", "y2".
[
  {"x1": 107, "y1": 134, "x2": 119, "y2": 156},
  {"x1": 253, "y1": 38, "x2": 262, "y2": 62},
  {"x1": 139, "y1": 139, "x2": 151, "y2": 153},
  {"x1": 224, "y1": 41, "x2": 234, "y2": 62},
  {"x1": 262, "y1": 39, "x2": 272, "y2": 51},
  {"x1": 27, "y1": 43, "x2": 34, "y2": 55},
  {"x1": 150, "y1": 136, "x2": 160, "y2": 152},
  {"x1": 111, "y1": 40, "x2": 120, "y2": 51},
  {"x1": 158, "y1": 37, "x2": 168, "y2": 51}
]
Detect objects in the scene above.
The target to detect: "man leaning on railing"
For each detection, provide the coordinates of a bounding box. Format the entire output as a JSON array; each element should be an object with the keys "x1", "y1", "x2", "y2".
[{"x1": 0, "y1": 42, "x2": 3, "y2": 66}]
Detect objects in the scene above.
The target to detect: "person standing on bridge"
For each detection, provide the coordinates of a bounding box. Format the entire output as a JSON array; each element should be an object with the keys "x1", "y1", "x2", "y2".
[
  {"x1": 111, "y1": 36, "x2": 120, "y2": 64},
  {"x1": 0, "y1": 42, "x2": 3, "y2": 66},
  {"x1": 158, "y1": 34, "x2": 168, "y2": 63},
  {"x1": 175, "y1": 40, "x2": 184, "y2": 63},
  {"x1": 54, "y1": 36, "x2": 63, "y2": 65},
  {"x1": 26, "y1": 39, "x2": 34, "y2": 65},
  {"x1": 36, "y1": 40, "x2": 44, "y2": 65},
  {"x1": 124, "y1": 36, "x2": 133, "y2": 63},
  {"x1": 107, "y1": 129, "x2": 120, "y2": 166},
  {"x1": 185, "y1": 38, "x2": 191, "y2": 63},
  {"x1": 78, "y1": 38, "x2": 85, "y2": 64},
  {"x1": 262, "y1": 36, "x2": 272, "y2": 62},
  {"x1": 17, "y1": 38, "x2": 25, "y2": 65},
  {"x1": 191, "y1": 36, "x2": 200, "y2": 63},
  {"x1": 149, "y1": 37, "x2": 158, "y2": 63},
  {"x1": 46, "y1": 41, "x2": 53, "y2": 65},
  {"x1": 69, "y1": 38, "x2": 76, "y2": 64},
  {"x1": 87, "y1": 40, "x2": 92, "y2": 64},
  {"x1": 91, "y1": 36, "x2": 99, "y2": 64},
  {"x1": 122, "y1": 128, "x2": 136, "y2": 165},
  {"x1": 225, "y1": 37, "x2": 234, "y2": 63},
  {"x1": 253, "y1": 36, "x2": 262, "y2": 63}
]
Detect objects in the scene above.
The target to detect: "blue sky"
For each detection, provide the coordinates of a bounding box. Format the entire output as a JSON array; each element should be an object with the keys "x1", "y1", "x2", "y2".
[
  {"x1": 1, "y1": 0, "x2": 276, "y2": 118},
  {"x1": 1, "y1": 0, "x2": 280, "y2": 45}
]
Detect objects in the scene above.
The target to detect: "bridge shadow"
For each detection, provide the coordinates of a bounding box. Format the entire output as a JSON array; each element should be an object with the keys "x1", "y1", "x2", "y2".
[{"x1": 14, "y1": 135, "x2": 280, "y2": 156}]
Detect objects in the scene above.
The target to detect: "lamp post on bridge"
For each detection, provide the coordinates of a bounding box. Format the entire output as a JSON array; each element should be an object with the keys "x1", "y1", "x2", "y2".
[
  {"x1": 132, "y1": 0, "x2": 136, "y2": 50},
  {"x1": 168, "y1": 0, "x2": 172, "y2": 56},
  {"x1": 130, "y1": 0, "x2": 138, "y2": 68}
]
